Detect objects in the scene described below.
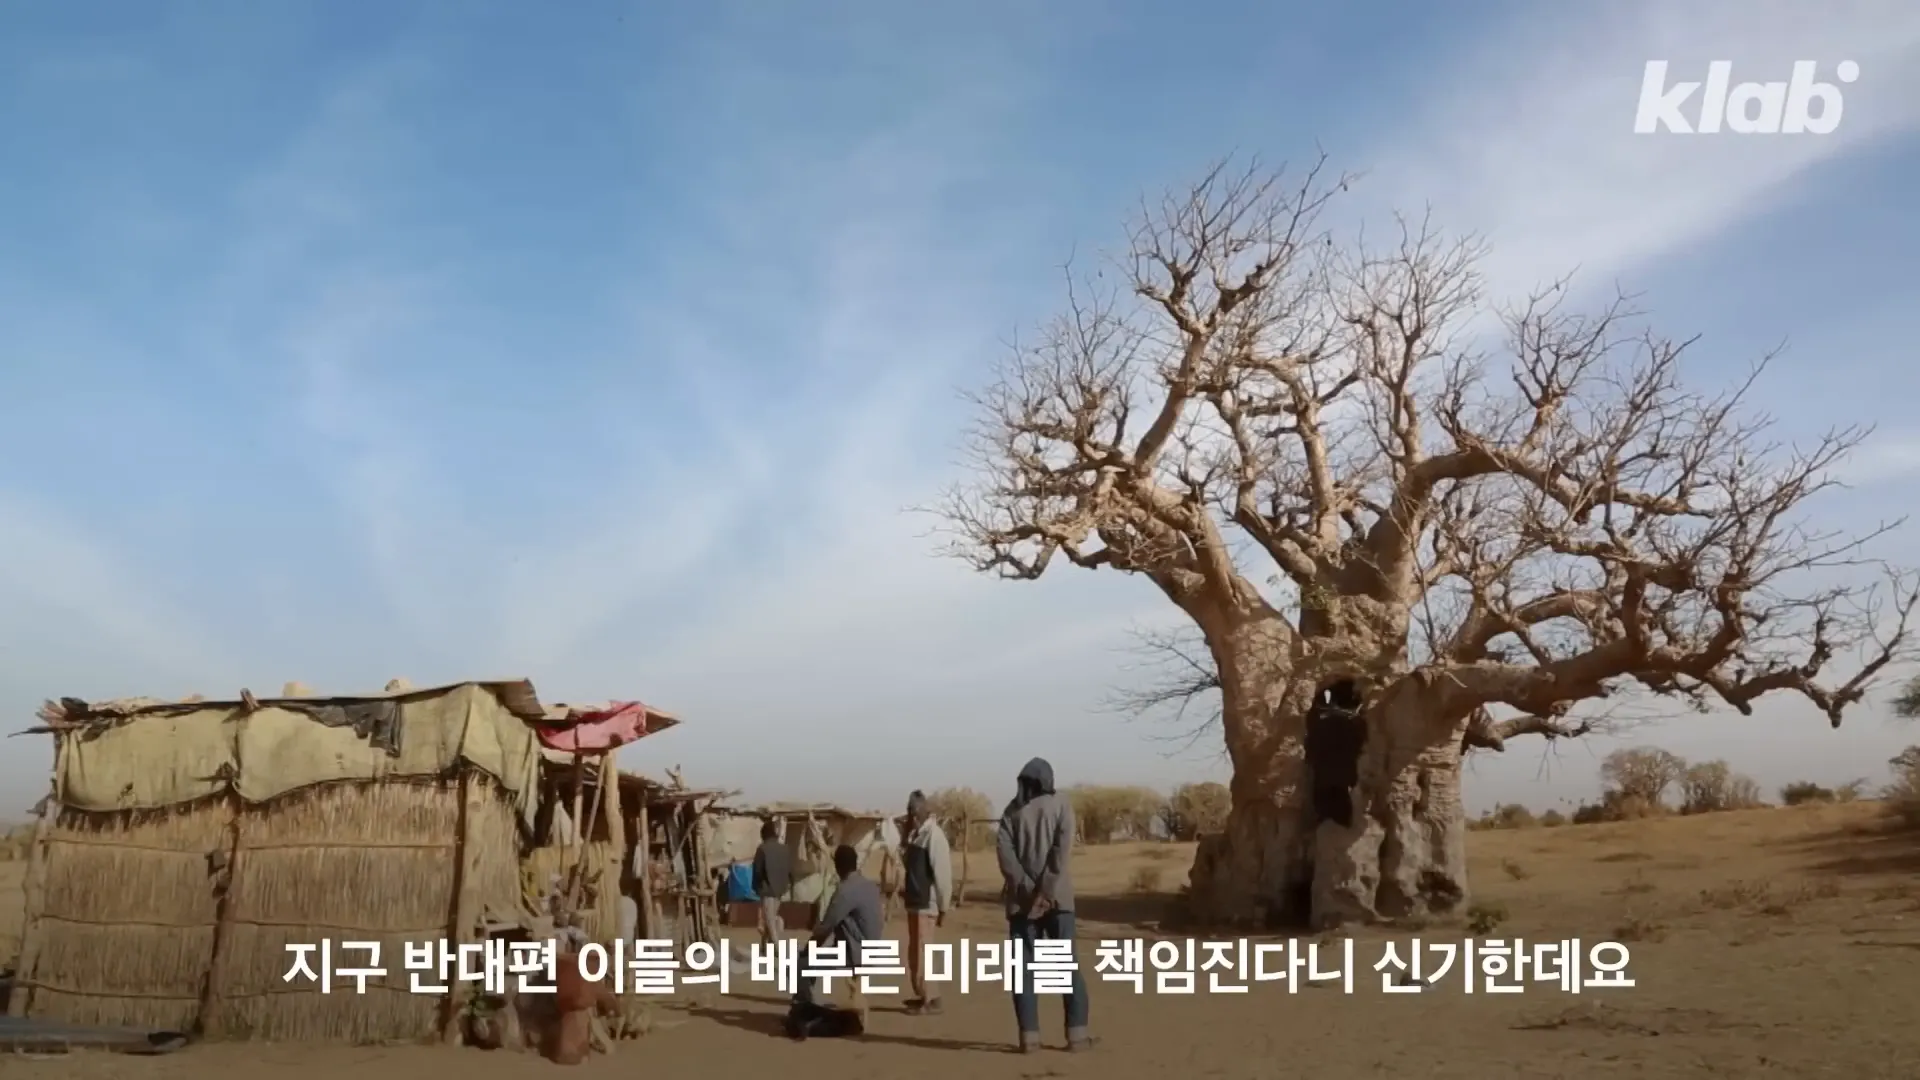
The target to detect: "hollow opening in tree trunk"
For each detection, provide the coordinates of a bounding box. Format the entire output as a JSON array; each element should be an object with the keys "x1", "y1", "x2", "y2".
[
  {"x1": 1303, "y1": 679, "x2": 1366, "y2": 833},
  {"x1": 1301, "y1": 678, "x2": 1372, "y2": 928}
]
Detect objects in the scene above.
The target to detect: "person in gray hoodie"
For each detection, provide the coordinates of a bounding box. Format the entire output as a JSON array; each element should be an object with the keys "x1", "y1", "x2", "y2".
[{"x1": 997, "y1": 757, "x2": 1094, "y2": 1053}]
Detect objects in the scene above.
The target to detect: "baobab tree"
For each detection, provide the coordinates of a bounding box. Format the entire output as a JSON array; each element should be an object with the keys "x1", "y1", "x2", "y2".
[{"x1": 939, "y1": 157, "x2": 1915, "y2": 929}]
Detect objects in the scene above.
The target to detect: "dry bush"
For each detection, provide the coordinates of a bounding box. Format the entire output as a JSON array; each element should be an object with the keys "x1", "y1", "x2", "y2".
[
  {"x1": 1885, "y1": 746, "x2": 1920, "y2": 829},
  {"x1": 1613, "y1": 915, "x2": 1667, "y2": 942},
  {"x1": 1834, "y1": 779, "x2": 1867, "y2": 802},
  {"x1": 1698, "y1": 881, "x2": 1773, "y2": 911},
  {"x1": 1614, "y1": 872, "x2": 1656, "y2": 896},
  {"x1": 1471, "y1": 803, "x2": 1539, "y2": 831},
  {"x1": 1538, "y1": 809, "x2": 1567, "y2": 827},
  {"x1": 1128, "y1": 866, "x2": 1165, "y2": 893},
  {"x1": 1780, "y1": 780, "x2": 1836, "y2": 806},
  {"x1": 1600, "y1": 748, "x2": 1687, "y2": 807},
  {"x1": 925, "y1": 787, "x2": 994, "y2": 849},
  {"x1": 1068, "y1": 785, "x2": 1165, "y2": 844},
  {"x1": 1160, "y1": 781, "x2": 1230, "y2": 840},
  {"x1": 1678, "y1": 760, "x2": 1766, "y2": 814},
  {"x1": 1572, "y1": 790, "x2": 1666, "y2": 824},
  {"x1": 1466, "y1": 901, "x2": 1508, "y2": 935}
]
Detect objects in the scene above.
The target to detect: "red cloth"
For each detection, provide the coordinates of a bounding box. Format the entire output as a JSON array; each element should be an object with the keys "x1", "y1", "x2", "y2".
[{"x1": 537, "y1": 702, "x2": 656, "y2": 752}]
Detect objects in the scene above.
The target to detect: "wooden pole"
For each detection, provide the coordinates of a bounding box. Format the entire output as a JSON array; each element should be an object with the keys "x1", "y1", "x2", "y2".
[
  {"x1": 571, "y1": 754, "x2": 609, "y2": 927},
  {"x1": 956, "y1": 812, "x2": 971, "y2": 909},
  {"x1": 8, "y1": 739, "x2": 63, "y2": 1019},
  {"x1": 634, "y1": 796, "x2": 654, "y2": 940},
  {"x1": 565, "y1": 749, "x2": 586, "y2": 892},
  {"x1": 195, "y1": 803, "x2": 244, "y2": 1037},
  {"x1": 599, "y1": 752, "x2": 624, "y2": 945},
  {"x1": 441, "y1": 770, "x2": 488, "y2": 1044},
  {"x1": 690, "y1": 807, "x2": 712, "y2": 946}
]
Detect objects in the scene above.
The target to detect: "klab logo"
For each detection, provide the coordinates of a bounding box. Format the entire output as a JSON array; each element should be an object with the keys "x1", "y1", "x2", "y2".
[{"x1": 1633, "y1": 60, "x2": 1859, "y2": 134}]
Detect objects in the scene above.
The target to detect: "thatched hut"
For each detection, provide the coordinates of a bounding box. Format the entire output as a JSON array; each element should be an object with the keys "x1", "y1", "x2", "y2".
[{"x1": 7, "y1": 680, "x2": 593, "y2": 1043}]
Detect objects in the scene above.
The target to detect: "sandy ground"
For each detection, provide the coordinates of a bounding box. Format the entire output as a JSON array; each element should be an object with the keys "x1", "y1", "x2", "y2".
[{"x1": 3, "y1": 801, "x2": 1918, "y2": 1078}]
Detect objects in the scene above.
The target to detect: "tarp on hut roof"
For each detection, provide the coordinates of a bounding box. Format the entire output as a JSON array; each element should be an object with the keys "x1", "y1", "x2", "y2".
[
  {"x1": 534, "y1": 700, "x2": 679, "y2": 752},
  {"x1": 36, "y1": 678, "x2": 548, "y2": 727},
  {"x1": 40, "y1": 681, "x2": 556, "y2": 824}
]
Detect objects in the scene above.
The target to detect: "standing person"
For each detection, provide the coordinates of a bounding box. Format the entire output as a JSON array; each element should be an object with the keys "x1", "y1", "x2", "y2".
[
  {"x1": 998, "y1": 757, "x2": 1094, "y2": 1054},
  {"x1": 900, "y1": 790, "x2": 955, "y2": 1016},
  {"x1": 752, "y1": 819, "x2": 793, "y2": 945}
]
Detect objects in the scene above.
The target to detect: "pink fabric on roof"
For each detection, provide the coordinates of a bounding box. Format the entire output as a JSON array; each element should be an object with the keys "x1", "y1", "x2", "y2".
[{"x1": 537, "y1": 701, "x2": 657, "y2": 753}]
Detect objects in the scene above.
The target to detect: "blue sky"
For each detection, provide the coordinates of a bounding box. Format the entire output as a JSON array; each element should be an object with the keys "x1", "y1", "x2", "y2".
[{"x1": 3, "y1": 0, "x2": 1919, "y2": 815}]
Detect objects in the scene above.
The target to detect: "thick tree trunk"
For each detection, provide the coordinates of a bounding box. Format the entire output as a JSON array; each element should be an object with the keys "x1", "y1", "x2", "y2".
[
  {"x1": 1184, "y1": 677, "x2": 1471, "y2": 929},
  {"x1": 1309, "y1": 688, "x2": 1469, "y2": 927},
  {"x1": 1184, "y1": 770, "x2": 1315, "y2": 927}
]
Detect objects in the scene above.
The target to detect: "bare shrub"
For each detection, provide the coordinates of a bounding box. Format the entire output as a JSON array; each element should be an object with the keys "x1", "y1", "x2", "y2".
[
  {"x1": 1160, "y1": 781, "x2": 1230, "y2": 840},
  {"x1": 1538, "y1": 809, "x2": 1568, "y2": 827},
  {"x1": 1068, "y1": 784, "x2": 1165, "y2": 843},
  {"x1": 1885, "y1": 746, "x2": 1920, "y2": 829},
  {"x1": 1129, "y1": 866, "x2": 1165, "y2": 893},
  {"x1": 1600, "y1": 748, "x2": 1687, "y2": 808},
  {"x1": 1614, "y1": 872, "x2": 1656, "y2": 896},
  {"x1": 1613, "y1": 915, "x2": 1667, "y2": 942},
  {"x1": 1472, "y1": 803, "x2": 1539, "y2": 831},
  {"x1": 1834, "y1": 779, "x2": 1867, "y2": 803},
  {"x1": 1573, "y1": 790, "x2": 1666, "y2": 824},
  {"x1": 1698, "y1": 881, "x2": 1772, "y2": 911},
  {"x1": 1466, "y1": 902, "x2": 1508, "y2": 935},
  {"x1": 1678, "y1": 760, "x2": 1765, "y2": 814}
]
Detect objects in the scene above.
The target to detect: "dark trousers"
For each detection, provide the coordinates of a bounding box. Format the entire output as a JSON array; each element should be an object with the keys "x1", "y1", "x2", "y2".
[
  {"x1": 791, "y1": 935, "x2": 863, "y2": 1014},
  {"x1": 1008, "y1": 910, "x2": 1089, "y2": 1034}
]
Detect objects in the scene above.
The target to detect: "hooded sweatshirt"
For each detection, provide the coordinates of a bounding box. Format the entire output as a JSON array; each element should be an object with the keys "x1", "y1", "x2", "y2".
[{"x1": 997, "y1": 757, "x2": 1075, "y2": 916}]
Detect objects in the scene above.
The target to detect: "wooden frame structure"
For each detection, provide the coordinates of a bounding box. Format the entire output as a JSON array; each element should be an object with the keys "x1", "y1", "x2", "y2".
[{"x1": 529, "y1": 758, "x2": 729, "y2": 952}]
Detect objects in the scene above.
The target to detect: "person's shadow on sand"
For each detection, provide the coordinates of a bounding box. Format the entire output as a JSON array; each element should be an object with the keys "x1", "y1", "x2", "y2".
[{"x1": 684, "y1": 1004, "x2": 1015, "y2": 1054}]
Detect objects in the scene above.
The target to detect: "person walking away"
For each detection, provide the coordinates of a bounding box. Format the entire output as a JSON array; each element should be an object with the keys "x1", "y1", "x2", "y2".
[
  {"x1": 900, "y1": 790, "x2": 955, "y2": 1015},
  {"x1": 998, "y1": 757, "x2": 1094, "y2": 1053},
  {"x1": 792, "y1": 843, "x2": 882, "y2": 1028},
  {"x1": 752, "y1": 819, "x2": 793, "y2": 945}
]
